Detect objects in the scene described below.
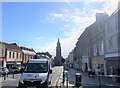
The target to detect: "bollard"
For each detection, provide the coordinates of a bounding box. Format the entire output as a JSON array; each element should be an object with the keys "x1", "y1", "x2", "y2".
[
  {"x1": 98, "y1": 74, "x2": 101, "y2": 88},
  {"x1": 62, "y1": 71, "x2": 65, "y2": 85},
  {"x1": 75, "y1": 73, "x2": 81, "y2": 87},
  {"x1": 66, "y1": 72, "x2": 68, "y2": 88}
]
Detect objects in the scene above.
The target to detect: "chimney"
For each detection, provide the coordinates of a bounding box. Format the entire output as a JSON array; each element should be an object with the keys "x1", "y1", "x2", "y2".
[{"x1": 96, "y1": 13, "x2": 108, "y2": 23}]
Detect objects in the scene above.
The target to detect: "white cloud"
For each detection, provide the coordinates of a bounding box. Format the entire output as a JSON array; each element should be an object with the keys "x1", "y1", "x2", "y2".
[
  {"x1": 2, "y1": 0, "x2": 119, "y2": 2},
  {"x1": 50, "y1": 13, "x2": 64, "y2": 18},
  {"x1": 35, "y1": 37, "x2": 44, "y2": 40},
  {"x1": 101, "y1": 1, "x2": 119, "y2": 16},
  {"x1": 63, "y1": 24, "x2": 70, "y2": 28}
]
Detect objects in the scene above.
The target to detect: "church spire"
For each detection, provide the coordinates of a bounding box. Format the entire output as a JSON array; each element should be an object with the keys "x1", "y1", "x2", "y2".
[
  {"x1": 58, "y1": 38, "x2": 60, "y2": 43},
  {"x1": 54, "y1": 38, "x2": 63, "y2": 66},
  {"x1": 57, "y1": 38, "x2": 60, "y2": 47}
]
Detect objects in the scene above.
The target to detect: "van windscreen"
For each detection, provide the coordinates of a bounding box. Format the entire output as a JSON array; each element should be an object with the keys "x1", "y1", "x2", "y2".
[{"x1": 24, "y1": 62, "x2": 48, "y2": 73}]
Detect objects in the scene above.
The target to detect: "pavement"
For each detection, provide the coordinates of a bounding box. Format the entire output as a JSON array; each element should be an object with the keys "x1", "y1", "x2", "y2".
[
  {"x1": 54, "y1": 67, "x2": 120, "y2": 88},
  {"x1": 56, "y1": 67, "x2": 83, "y2": 88},
  {"x1": 0, "y1": 74, "x2": 20, "y2": 83},
  {"x1": 66, "y1": 67, "x2": 120, "y2": 88}
]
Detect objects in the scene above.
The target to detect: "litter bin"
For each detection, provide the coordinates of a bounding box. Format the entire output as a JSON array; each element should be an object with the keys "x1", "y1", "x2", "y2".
[{"x1": 75, "y1": 73, "x2": 81, "y2": 87}]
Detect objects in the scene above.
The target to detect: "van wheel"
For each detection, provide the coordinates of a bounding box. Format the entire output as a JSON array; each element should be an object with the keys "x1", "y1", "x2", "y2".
[{"x1": 37, "y1": 86, "x2": 48, "y2": 88}]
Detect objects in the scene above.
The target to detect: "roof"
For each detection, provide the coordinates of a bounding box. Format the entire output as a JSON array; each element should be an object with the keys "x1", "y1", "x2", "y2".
[
  {"x1": 22, "y1": 50, "x2": 36, "y2": 55},
  {"x1": 2, "y1": 42, "x2": 22, "y2": 52},
  {"x1": 20, "y1": 46, "x2": 36, "y2": 55},
  {"x1": 28, "y1": 59, "x2": 49, "y2": 63}
]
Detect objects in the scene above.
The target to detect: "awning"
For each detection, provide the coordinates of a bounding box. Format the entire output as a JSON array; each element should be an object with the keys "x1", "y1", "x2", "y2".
[
  {"x1": 0, "y1": 58, "x2": 6, "y2": 62},
  {"x1": 93, "y1": 60, "x2": 104, "y2": 64},
  {"x1": 7, "y1": 62, "x2": 15, "y2": 65}
]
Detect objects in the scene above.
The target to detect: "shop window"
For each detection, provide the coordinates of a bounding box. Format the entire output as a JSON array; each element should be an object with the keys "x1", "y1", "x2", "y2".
[
  {"x1": 109, "y1": 38, "x2": 113, "y2": 49},
  {"x1": 17, "y1": 52, "x2": 18, "y2": 58},
  {"x1": 13, "y1": 52, "x2": 14, "y2": 58},
  {"x1": 9, "y1": 51, "x2": 11, "y2": 58}
]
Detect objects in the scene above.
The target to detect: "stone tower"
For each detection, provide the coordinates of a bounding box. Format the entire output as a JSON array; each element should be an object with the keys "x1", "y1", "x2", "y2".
[{"x1": 54, "y1": 38, "x2": 63, "y2": 66}]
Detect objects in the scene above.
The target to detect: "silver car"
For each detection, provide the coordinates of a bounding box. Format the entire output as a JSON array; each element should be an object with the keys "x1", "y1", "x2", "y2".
[
  {"x1": 10, "y1": 66, "x2": 21, "y2": 74},
  {"x1": 0, "y1": 66, "x2": 3, "y2": 76}
]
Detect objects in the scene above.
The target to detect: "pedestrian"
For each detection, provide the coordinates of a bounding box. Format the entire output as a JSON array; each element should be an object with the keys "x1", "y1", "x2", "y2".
[
  {"x1": 116, "y1": 66, "x2": 120, "y2": 82},
  {"x1": 92, "y1": 69, "x2": 95, "y2": 76},
  {"x1": 88, "y1": 68, "x2": 92, "y2": 76},
  {"x1": 6, "y1": 68, "x2": 8, "y2": 77},
  {"x1": 62, "y1": 71, "x2": 65, "y2": 85},
  {"x1": 101, "y1": 69, "x2": 104, "y2": 75},
  {"x1": 110, "y1": 67, "x2": 114, "y2": 75},
  {"x1": 85, "y1": 64, "x2": 88, "y2": 73},
  {"x1": 2, "y1": 67, "x2": 7, "y2": 80}
]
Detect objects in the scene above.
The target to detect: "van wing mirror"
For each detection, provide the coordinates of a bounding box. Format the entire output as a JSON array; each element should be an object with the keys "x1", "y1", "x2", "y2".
[
  {"x1": 50, "y1": 69, "x2": 52, "y2": 74},
  {"x1": 20, "y1": 68, "x2": 24, "y2": 73}
]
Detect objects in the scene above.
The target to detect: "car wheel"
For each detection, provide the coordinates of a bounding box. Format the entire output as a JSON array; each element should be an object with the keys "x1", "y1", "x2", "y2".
[{"x1": 14, "y1": 71, "x2": 18, "y2": 74}]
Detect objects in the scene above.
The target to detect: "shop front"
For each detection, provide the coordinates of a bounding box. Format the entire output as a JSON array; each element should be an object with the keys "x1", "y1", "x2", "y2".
[
  {"x1": 104, "y1": 57, "x2": 120, "y2": 75},
  {"x1": 92, "y1": 57, "x2": 105, "y2": 75},
  {"x1": 0, "y1": 58, "x2": 6, "y2": 67},
  {"x1": 6, "y1": 61, "x2": 16, "y2": 69},
  {"x1": 0, "y1": 58, "x2": 4, "y2": 67}
]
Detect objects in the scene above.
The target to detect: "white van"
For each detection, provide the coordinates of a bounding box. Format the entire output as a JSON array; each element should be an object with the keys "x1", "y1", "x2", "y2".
[{"x1": 18, "y1": 59, "x2": 52, "y2": 88}]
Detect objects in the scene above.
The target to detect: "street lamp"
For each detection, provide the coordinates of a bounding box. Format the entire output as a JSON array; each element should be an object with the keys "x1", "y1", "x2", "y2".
[{"x1": 98, "y1": 69, "x2": 102, "y2": 88}]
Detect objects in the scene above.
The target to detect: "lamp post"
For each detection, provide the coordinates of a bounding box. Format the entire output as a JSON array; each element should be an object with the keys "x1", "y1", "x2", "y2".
[
  {"x1": 98, "y1": 69, "x2": 101, "y2": 88},
  {"x1": 62, "y1": 58, "x2": 65, "y2": 86},
  {"x1": 66, "y1": 72, "x2": 68, "y2": 88}
]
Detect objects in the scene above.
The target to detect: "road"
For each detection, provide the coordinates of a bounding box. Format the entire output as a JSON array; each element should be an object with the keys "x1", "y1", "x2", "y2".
[
  {"x1": 50, "y1": 66, "x2": 63, "y2": 87},
  {"x1": 1, "y1": 67, "x2": 119, "y2": 88},
  {"x1": 1, "y1": 66, "x2": 63, "y2": 88}
]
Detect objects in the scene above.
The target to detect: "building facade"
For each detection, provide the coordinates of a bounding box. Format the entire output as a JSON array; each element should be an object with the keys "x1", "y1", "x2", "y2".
[
  {"x1": 3, "y1": 43, "x2": 23, "y2": 69},
  {"x1": 67, "y1": 50, "x2": 74, "y2": 68},
  {"x1": 20, "y1": 46, "x2": 36, "y2": 64},
  {"x1": 105, "y1": 8, "x2": 120, "y2": 75},
  {"x1": 0, "y1": 42, "x2": 6, "y2": 67},
  {"x1": 73, "y1": 13, "x2": 108, "y2": 74},
  {"x1": 90, "y1": 13, "x2": 108, "y2": 75}
]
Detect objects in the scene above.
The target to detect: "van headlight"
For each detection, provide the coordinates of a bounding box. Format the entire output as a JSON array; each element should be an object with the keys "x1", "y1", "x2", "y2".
[
  {"x1": 41, "y1": 77, "x2": 47, "y2": 84},
  {"x1": 19, "y1": 79, "x2": 24, "y2": 84}
]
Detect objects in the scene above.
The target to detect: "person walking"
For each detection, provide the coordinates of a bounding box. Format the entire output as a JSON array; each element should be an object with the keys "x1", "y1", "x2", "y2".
[
  {"x1": 88, "y1": 68, "x2": 92, "y2": 76},
  {"x1": 110, "y1": 67, "x2": 115, "y2": 81},
  {"x1": 110, "y1": 67, "x2": 114, "y2": 75},
  {"x1": 116, "y1": 66, "x2": 120, "y2": 82},
  {"x1": 2, "y1": 67, "x2": 8, "y2": 80}
]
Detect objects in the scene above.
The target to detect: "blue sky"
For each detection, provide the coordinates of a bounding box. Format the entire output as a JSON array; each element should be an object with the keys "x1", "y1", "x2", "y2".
[{"x1": 1, "y1": 1, "x2": 118, "y2": 58}]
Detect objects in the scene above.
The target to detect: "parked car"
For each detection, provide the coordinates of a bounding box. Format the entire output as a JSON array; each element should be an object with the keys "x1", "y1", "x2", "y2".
[
  {"x1": 0, "y1": 67, "x2": 9, "y2": 76},
  {"x1": 9, "y1": 66, "x2": 21, "y2": 74},
  {"x1": 0, "y1": 66, "x2": 3, "y2": 76}
]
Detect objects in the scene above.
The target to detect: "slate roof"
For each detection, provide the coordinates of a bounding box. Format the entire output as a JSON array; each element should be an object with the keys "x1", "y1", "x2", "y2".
[{"x1": 2, "y1": 42, "x2": 22, "y2": 53}]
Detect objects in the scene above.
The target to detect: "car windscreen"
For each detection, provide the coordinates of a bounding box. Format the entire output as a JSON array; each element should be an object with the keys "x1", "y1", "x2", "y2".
[
  {"x1": 24, "y1": 62, "x2": 48, "y2": 73},
  {"x1": 12, "y1": 67, "x2": 18, "y2": 69}
]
